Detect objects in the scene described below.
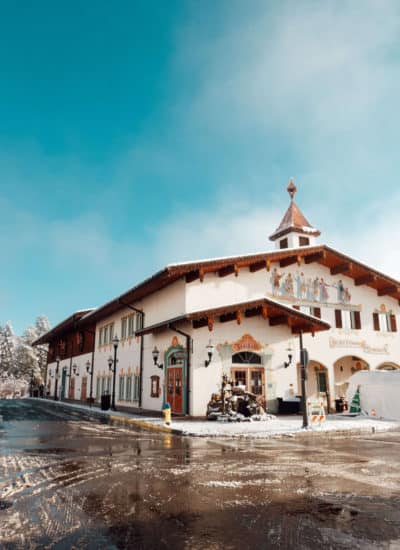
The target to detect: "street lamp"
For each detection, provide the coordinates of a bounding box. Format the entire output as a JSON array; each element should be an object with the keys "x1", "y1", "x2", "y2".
[
  {"x1": 284, "y1": 342, "x2": 294, "y2": 368},
  {"x1": 72, "y1": 364, "x2": 80, "y2": 376},
  {"x1": 108, "y1": 335, "x2": 119, "y2": 411},
  {"x1": 204, "y1": 341, "x2": 214, "y2": 367},
  {"x1": 54, "y1": 356, "x2": 60, "y2": 401},
  {"x1": 152, "y1": 346, "x2": 163, "y2": 369},
  {"x1": 85, "y1": 358, "x2": 95, "y2": 407}
]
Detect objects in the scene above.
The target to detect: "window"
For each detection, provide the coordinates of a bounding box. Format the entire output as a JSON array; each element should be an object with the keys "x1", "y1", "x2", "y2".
[
  {"x1": 317, "y1": 371, "x2": 327, "y2": 393},
  {"x1": 119, "y1": 376, "x2": 125, "y2": 400},
  {"x1": 299, "y1": 236, "x2": 310, "y2": 247},
  {"x1": 150, "y1": 375, "x2": 160, "y2": 398},
  {"x1": 373, "y1": 312, "x2": 397, "y2": 332},
  {"x1": 299, "y1": 305, "x2": 321, "y2": 318},
  {"x1": 125, "y1": 375, "x2": 132, "y2": 401},
  {"x1": 136, "y1": 313, "x2": 144, "y2": 331},
  {"x1": 96, "y1": 377, "x2": 101, "y2": 400},
  {"x1": 99, "y1": 322, "x2": 115, "y2": 346},
  {"x1": 127, "y1": 314, "x2": 135, "y2": 337},
  {"x1": 280, "y1": 238, "x2": 288, "y2": 249},
  {"x1": 335, "y1": 309, "x2": 361, "y2": 330},
  {"x1": 133, "y1": 374, "x2": 140, "y2": 401},
  {"x1": 232, "y1": 352, "x2": 262, "y2": 365},
  {"x1": 121, "y1": 318, "x2": 127, "y2": 340}
]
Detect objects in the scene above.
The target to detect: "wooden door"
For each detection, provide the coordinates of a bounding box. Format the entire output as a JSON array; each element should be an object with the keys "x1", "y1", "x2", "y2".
[
  {"x1": 81, "y1": 376, "x2": 87, "y2": 401},
  {"x1": 69, "y1": 377, "x2": 75, "y2": 400},
  {"x1": 166, "y1": 367, "x2": 183, "y2": 414}
]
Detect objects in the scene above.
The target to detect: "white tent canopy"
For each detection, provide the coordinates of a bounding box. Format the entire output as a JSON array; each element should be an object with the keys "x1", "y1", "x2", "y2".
[{"x1": 347, "y1": 370, "x2": 400, "y2": 420}]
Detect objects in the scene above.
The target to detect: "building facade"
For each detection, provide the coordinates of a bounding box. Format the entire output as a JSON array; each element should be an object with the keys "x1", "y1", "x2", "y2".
[{"x1": 36, "y1": 182, "x2": 400, "y2": 416}]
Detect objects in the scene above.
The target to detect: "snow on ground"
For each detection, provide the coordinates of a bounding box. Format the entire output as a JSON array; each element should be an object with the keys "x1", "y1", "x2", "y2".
[{"x1": 29, "y1": 398, "x2": 400, "y2": 438}]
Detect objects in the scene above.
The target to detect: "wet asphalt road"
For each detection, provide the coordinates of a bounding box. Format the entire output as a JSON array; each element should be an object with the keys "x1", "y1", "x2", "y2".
[{"x1": 1, "y1": 400, "x2": 400, "y2": 550}]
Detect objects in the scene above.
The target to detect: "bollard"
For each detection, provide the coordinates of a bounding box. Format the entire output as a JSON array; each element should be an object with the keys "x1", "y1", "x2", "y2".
[{"x1": 163, "y1": 402, "x2": 171, "y2": 425}]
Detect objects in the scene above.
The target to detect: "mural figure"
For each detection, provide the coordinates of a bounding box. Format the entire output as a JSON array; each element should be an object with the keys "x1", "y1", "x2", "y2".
[
  {"x1": 284, "y1": 273, "x2": 294, "y2": 296},
  {"x1": 306, "y1": 277, "x2": 313, "y2": 301},
  {"x1": 319, "y1": 278, "x2": 329, "y2": 302},
  {"x1": 268, "y1": 269, "x2": 353, "y2": 305},
  {"x1": 271, "y1": 268, "x2": 284, "y2": 296},
  {"x1": 295, "y1": 272, "x2": 307, "y2": 299},
  {"x1": 312, "y1": 277, "x2": 319, "y2": 301},
  {"x1": 336, "y1": 280, "x2": 345, "y2": 303}
]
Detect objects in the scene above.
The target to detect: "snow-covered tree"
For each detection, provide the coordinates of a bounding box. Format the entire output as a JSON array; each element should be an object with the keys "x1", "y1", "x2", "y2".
[{"x1": 0, "y1": 322, "x2": 17, "y2": 376}]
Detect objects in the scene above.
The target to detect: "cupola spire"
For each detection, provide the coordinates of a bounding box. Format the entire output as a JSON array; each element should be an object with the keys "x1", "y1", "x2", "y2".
[
  {"x1": 269, "y1": 179, "x2": 320, "y2": 250},
  {"x1": 287, "y1": 177, "x2": 297, "y2": 200}
]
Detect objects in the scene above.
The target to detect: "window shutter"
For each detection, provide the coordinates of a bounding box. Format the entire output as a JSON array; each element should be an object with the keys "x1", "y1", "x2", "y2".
[
  {"x1": 354, "y1": 311, "x2": 361, "y2": 330},
  {"x1": 373, "y1": 312, "x2": 380, "y2": 331},
  {"x1": 313, "y1": 307, "x2": 321, "y2": 319},
  {"x1": 390, "y1": 314, "x2": 397, "y2": 332},
  {"x1": 335, "y1": 309, "x2": 342, "y2": 328}
]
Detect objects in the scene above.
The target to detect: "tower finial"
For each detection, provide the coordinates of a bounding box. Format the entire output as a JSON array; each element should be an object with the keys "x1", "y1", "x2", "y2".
[{"x1": 287, "y1": 177, "x2": 297, "y2": 201}]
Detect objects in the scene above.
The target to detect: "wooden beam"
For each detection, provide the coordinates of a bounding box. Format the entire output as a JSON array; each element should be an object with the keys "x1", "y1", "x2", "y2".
[
  {"x1": 245, "y1": 307, "x2": 261, "y2": 318},
  {"x1": 236, "y1": 311, "x2": 242, "y2": 325},
  {"x1": 199, "y1": 268, "x2": 205, "y2": 283},
  {"x1": 261, "y1": 304, "x2": 268, "y2": 319},
  {"x1": 355, "y1": 274, "x2": 376, "y2": 286},
  {"x1": 330, "y1": 262, "x2": 352, "y2": 276},
  {"x1": 249, "y1": 260, "x2": 265, "y2": 273},
  {"x1": 207, "y1": 317, "x2": 214, "y2": 331},
  {"x1": 378, "y1": 285, "x2": 399, "y2": 297},
  {"x1": 218, "y1": 264, "x2": 236, "y2": 277},
  {"x1": 304, "y1": 251, "x2": 325, "y2": 264},
  {"x1": 266, "y1": 259, "x2": 271, "y2": 272},
  {"x1": 269, "y1": 315, "x2": 288, "y2": 326},
  {"x1": 186, "y1": 270, "x2": 200, "y2": 283},
  {"x1": 280, "y1": 255, "x2": 298, "y2": 268},
  {"x1": 219, "y1": 311, "x2": 237, "y2": 323},
  {"x1": 297, "y1": 255, "x2": 302, "y2": 266},
  {"x1": 292, "y1": 324, "x2": 313, "y2": 334},
  {"x1": 192, "y1": 318, "x2": 208, "y2": 329}
]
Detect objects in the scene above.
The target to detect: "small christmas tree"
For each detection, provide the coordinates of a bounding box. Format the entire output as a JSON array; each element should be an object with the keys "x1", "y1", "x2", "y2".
[{"x1": 350, "y1": 386, "x2": 361, "y2": 414}]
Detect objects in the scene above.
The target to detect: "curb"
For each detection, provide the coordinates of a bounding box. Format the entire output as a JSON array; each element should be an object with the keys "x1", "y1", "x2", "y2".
[{"x1": 26, "y1": 398, "x2": 183, "y2": 436}]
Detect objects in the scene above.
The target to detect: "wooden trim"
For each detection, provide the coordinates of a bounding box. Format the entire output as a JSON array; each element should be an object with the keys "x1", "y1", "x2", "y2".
[
  {"x1": 279, "y1": 255, "x2": 298, "y2": 268},
  {"x1": 354, "y1": 311, "x2": 361, "y2": 330},
  {"x1": 218, "y1": 264, "x2": 237, "y2": 277},
  {"x1": 304, "y1": 251, "x2": 325, "y2": 264},
  {"x1": 355, "y1": 274, "x2": 376, "y2": 286},
  {"x1": 269, "y1": 315, "x2": 288, "y2": 326},
  {"x1": 330, "y1": 262, "x2": 352, "y2": 276},
  {"x1": 377, "y1": 285, "x2": 399, "y2": 296},
  {"x1": 390, "y1": 314, "x2": 397, "y2": 332},
  {"x1": 207, "y1": 317, "x2": 214, "y2": 331},
  {"x1": 373, "y1": 312, "x2": 379, "y2": 331}
]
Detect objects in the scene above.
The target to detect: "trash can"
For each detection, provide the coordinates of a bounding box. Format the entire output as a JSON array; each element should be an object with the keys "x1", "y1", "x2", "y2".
[
  {"x1": 335, "y1": 398, "x2": 344, "y2": 413},
  {"x1": 101, "y1": 393, "x2": 111, "y2": 411}
]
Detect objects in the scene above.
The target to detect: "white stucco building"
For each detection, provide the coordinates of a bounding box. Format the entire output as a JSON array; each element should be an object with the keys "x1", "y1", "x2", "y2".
[{"x1": 36, "y1": 180, "x2": 400, "y2": 416}]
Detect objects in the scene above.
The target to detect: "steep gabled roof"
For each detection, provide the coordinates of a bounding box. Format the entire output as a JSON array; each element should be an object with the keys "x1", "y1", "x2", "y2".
[
  {"x1": 33, "y1": 309, "x2": 94, "y2": 346},
  {"x1": 269, "y1": 178, "x2": 320, "y2": 241}
]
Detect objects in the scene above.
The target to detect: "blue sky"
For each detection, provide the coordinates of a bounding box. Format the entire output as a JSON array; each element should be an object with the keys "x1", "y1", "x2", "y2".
[{"x1": 2, "y1": 0, "x2": 400, "y2": 334}]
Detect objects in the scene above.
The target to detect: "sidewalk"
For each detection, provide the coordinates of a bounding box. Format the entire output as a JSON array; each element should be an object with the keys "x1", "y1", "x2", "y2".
[{"x1": 28, "y1": 398, "x2": 400, "y2": 439}]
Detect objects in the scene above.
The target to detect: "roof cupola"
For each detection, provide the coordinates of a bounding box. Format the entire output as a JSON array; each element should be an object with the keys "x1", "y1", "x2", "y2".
[{"x1": 269, "y1": 178, "x2": 320, "y2": 250}]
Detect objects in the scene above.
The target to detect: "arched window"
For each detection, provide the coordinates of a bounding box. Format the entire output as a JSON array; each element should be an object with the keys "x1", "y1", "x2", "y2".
[{"x1": 232, "y1": 351, "x2": 262, "y2": 365}]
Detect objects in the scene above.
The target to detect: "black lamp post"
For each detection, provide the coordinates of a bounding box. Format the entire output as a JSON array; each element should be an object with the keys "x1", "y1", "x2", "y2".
[
  {"x1": 30, "y1": 369, "x2": 34, "y2": 397},
  {"x1": 204, "y1": 342, "x2": 214, "y2": 367},
  {"x1": 152, "y1": 346, "x2": 164, "y2": 369},
  {"x1": 54, "y1": 356, "x2": 60, "y2": 401},
  {"x1": 108, "y1": 335, "x2": 119, "y2": 411},
  {"x1": 299, "y1": 331, "x2": 309, "y2": 429},
  {"x1": 85, "y1": 359, "x2": 95, "y2": 407}
]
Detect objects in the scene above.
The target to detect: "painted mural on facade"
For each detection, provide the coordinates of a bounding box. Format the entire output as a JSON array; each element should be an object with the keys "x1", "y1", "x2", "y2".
[{"x1": 269, "y1": 268, "x2": 352, "y2": 304}]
